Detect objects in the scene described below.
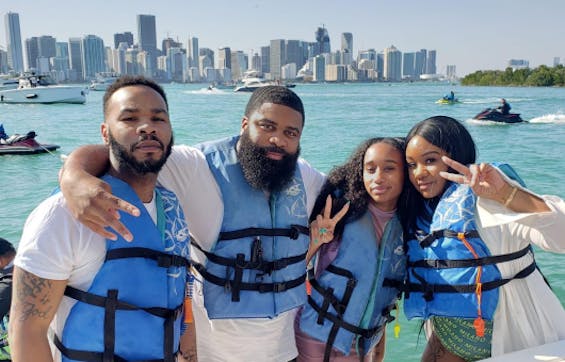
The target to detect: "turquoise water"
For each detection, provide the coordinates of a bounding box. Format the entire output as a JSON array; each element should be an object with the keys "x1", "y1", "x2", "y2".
[{"x1": 2, "y1": 82, "x2": 565, "y2": 361}]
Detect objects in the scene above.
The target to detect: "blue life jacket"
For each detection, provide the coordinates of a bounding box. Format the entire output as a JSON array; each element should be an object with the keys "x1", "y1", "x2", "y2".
[
  {"x1": 299, "y1": 212, "x2": 405, "y2": 360},
  {"x1": 193, "y1": 136, "x2": 310, "y2": 318},
  {"x1": 405, "y1": 172, "x2": 535, "y2": 323},
  {"x1": 57, "y1": 175, "x2": 191, "y2": 362}
]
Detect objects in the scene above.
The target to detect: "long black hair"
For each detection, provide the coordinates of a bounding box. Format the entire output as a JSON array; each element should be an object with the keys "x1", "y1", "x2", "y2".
[
  {"x1": 401, "y1": 116, "x2": 477, "y2": 235},
  {"x1": 310, "y1": 137, "x2": 409, "y2": 238}
]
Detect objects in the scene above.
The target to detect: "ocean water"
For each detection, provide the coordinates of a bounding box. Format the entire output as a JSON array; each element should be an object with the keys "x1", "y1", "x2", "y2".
[{"x1": 1, "y1": 82, "x2": 565, "y2": 361}]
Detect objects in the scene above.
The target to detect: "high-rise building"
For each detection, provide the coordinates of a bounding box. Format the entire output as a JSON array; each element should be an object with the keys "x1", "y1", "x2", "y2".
[
  {"x1": 162, "y1": 38, "x2": 182, "y2": 55},
  {"x1": 341, "y1": 32, "x2": 353, "y2": 53},
  {"x1": 270, "y1": 39, "x2": 285, "y2": 80},
  {"x1": 425, "y1": 50, "x2": 436, "y2": 74},
  {"x1": 25, "y1": 37, "x2": 40, "y2": 71},
  {"x1": 384, "y1": 45, "x2": 401, "y2": 82},
  {"x1": 113, "y1": 32, "x2": 134, "y2": 49},
  {"x1": 137, "y1": 15, "x2": 157, "y2": 52},
  {"x1": 137, "y1": 14, "x2": 157, "y2": 76},
  {"x1": 82, "y1": 35, "x2": 105, "y2": 79},
  {"x1": 286, "y1": 40, "x2": 304, "y2": 70},
  {"x1": 446, "y1": 65, "x2": 457, "y2": 80},
  {"x1": 187, "y1": 37, "x2": 199, "y2": 69},
  {"x1": 218, "y1": 47, "x2": 231, "y2": 69},
  {"x1": 315, "y1": 26, "x2": 331, "y2": 55},
  {"x1": 68, "y1": 38, "x2": 84, "y2": 81},
  {"x1": 56, "y1": 42, "x2": 69, "y2": 58},
  {"x1": 553, "y1": 57, "x2": 561, "y2": 67},
  {"x1": 402, "y1": 52, "x2": 416, "y2": 79},
  {"x1": 0, "y1": 49, "x2": 8, "y2": 74},
  {"x1": 231, "y1": 50, "x2": 247, "y2": 80},
  {"x1": 39, "y1": 36, "x2": 56, "y2": 59},
  {"x1": 260, "y1": 46, "x2": 270, "y2": 74},
  {"x1": 313, "y1": 54, "x2": 325, "y2": 82},
  {"x1": 4, "y1": 12, "x2": 24, "y2": 73},
  {"x1": 199, "y1": 47, "x2": 214, "y2": 77}
]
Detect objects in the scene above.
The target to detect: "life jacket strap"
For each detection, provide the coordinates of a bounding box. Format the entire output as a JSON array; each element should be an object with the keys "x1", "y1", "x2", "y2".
[
  {"x1": 105, "y1": 247, "x2": 191, "y2": 268},
  {"x1": 408, "y1": 245, "x2": 532, "y2": 269},
  {"x1": 407, "y1": 260, "x2": 537, "y2": 297},
  {"x1": 416, "y1": 229, "x2": 481, "y2": 248},
  {"x1": 218, "y1": 224, "x2": 309, "y2": 241},
  {"x1": 193, "y1": 261, "x2": 305, "y2": 301}
]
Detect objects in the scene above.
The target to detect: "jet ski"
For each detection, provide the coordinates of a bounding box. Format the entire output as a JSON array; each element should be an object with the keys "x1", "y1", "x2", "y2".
[
  {"x1": 0, "y1": 130, "x2": 60, "y2": 155},
  {"x1": 473, "y1": 108, "x2": 525, "y2": 123},
  {"x1": 436, "y1": 98, "x2": 459, "y2": 104}
]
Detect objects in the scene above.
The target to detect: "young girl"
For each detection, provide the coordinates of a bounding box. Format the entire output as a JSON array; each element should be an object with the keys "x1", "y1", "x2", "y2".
[
  {"x1": 402, "y1": 116, "x2": 565, "y2": 361},
  {"x1": 295, "y1": 137, "x2": 408, "y2": 362}
]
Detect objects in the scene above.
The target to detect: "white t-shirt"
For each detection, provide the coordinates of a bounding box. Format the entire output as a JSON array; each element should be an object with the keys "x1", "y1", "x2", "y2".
[
  {"x1": 158, "y1": 144, "x2": 326, "y2": 362},
  {"x1": 15, "y1": 192, "x2": 158, "y2": 361}
]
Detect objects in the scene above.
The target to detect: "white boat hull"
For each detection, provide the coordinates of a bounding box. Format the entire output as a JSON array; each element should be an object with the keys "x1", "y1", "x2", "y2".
[{"x1": 0, "y1": 85, "x2": 87, "y2": 104}]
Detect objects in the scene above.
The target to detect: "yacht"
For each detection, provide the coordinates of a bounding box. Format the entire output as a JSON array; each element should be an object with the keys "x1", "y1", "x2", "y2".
[
  {"x1": 0, "y1": 74, "x2": 88, "y2": 104},
  {"x1": 89, "y1": 72, "x2": 120, "y2": 91},
  {"x1": 233, "y1": 70, "x2": 296, "y2": 92}
]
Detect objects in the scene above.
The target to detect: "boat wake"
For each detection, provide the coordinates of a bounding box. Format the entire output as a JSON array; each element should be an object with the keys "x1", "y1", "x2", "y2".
[
  {"x1": 528, "y1": 113, "x2": 565, "y2": 124},
  {"x1": 184, "y1": 88, "x2": 228, "y2": 95}
]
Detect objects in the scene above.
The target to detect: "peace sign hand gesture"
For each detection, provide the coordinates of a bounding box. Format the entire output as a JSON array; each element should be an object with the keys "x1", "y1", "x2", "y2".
[
  {"x1": 439, "y1": 156, "x2": 508, "y2": 202},
  {"x1": 306, "y1": 195, "x2": 350, "y2": 263}
]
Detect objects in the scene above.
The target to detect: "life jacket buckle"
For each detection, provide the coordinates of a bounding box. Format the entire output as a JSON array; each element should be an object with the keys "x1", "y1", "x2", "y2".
[
  {"x1": 289, "y1": 226, "x2": 300, "y2": 240},
  {"x1": 157, "y1": 255, "x2": 172, "y2": 268}
]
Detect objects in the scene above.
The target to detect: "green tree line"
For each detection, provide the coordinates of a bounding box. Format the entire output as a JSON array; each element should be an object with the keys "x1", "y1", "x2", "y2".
[{"x1": 461, "y1": 65, "x2": 565, "y2": 87}]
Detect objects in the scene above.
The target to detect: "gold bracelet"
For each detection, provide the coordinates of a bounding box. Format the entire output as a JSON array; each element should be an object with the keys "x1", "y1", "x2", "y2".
[{"x1": 504, "y1": 186, "x2": 518, "y2": 207}]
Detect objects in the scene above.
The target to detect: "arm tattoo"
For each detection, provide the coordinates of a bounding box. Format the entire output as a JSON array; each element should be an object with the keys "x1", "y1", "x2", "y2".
[{"x1": 15, "y1": 271, "x2": 54, "y2": 321}]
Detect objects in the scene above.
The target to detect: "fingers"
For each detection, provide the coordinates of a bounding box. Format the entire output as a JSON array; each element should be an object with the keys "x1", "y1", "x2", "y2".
[
  {"x1": 323, "y1": 195, "x2": 332, "y2": 219},
  {"x1": 331, "y1": 201, "x2": 350, "y2": 223},
  {"x1": 439, "y1": 171, "x2": 466, "y2": 184},
  {"x1": 101, "y1": 192, "x2": 141, "y2": 217},
  {"x1": 441, "y1": 156, "x2": 468, "y2": 174}
]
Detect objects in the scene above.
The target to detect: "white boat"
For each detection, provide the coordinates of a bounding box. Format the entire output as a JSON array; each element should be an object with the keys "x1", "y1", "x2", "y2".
[
  {"x1": 234, "y1": 77, "x2": 296, "y2": 92},
  {"x1": 89, "y1": 72, "x2": 120, "y2": 91},
  {"x1": 0, "y1": 74, "x2": 88, "y2": 104},
  {"x1": 0, "y1": 77, "x2": 19, "y2": 90},
  {"x1": 479, "y1": 340, "x2": 565, "y2": 361}
]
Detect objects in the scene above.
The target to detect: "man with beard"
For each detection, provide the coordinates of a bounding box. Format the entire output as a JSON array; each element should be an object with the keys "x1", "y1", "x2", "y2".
[
  {"x1": 59, "y1": 86, "x2": 326, "y2": 361},
  {"x1": 10, "y1": 76, "x2": 194, "y2": 361}
]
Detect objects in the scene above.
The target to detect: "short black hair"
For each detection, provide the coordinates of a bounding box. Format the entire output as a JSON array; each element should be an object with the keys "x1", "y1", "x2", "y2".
[
  {"x1": 103, "y1": 75, "x2": 168, "y2": 115},
  {"x1": 244, "y1": 86, "x2": 305, "y2": 125},
  {"x1": 0, "y1": 238, "x2": 15, "y2": 256}
]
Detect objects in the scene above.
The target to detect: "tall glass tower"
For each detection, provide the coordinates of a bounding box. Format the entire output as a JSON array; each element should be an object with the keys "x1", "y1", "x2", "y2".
[{"x1": 4, "y1": 12, "x2": 24, "y2": 73}]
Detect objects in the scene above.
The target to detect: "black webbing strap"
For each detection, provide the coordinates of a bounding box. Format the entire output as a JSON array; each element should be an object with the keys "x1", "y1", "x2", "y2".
[
  {"x1": 192, "y1": 261, "x2": 305, "y2": 294},
  {"x1": 103, "y1": 290, "x2": 118, "y2": 362},
  {"x1": 192, "y1": 242, "x2": 306, "y2": 274},
  {"x1": 408, "y1": 245, "x2": 532, "y2": 269},
  {"x1": 64, "y1": 286, "x2": 177, "y2": 319},
  {"x1": 218, "y1": 224, "x2": 309, "y2": 241},
  {"x1": 407, "y1": 260, "x2": 537, "y2": 296},
  {"x1": 105, "y1": 247, "x2": 191, "y2": 269},
  {"x1": 417, "y1": 229, "x2": 481, "y2": 248}
]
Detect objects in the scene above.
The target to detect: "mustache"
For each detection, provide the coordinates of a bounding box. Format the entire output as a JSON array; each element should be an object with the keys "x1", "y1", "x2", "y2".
[
  {"x1": 130, "y1": 134, "x2": 165, "y2": 152},
  {"x1": 262, "y1": 145, "x2": 288, "y2": 156}
]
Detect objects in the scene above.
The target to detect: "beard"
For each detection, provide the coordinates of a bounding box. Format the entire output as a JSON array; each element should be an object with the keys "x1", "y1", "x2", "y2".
[
  {"x1": 237, "y1": 131, "x2": 300, "y2": 193},
  {"x1": 108, "y1": 131, "x2": 173, "y2": 175}
]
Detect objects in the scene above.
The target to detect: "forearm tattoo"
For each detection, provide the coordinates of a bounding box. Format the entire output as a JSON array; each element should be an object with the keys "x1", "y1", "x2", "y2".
[{"x1": 15, "y1": 271, "x2": 54, "y2": 321}]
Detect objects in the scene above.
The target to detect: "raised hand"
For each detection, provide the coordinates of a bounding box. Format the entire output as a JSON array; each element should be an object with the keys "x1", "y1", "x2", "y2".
[
  {"x1": 61, "y1": 171, "x2": 140, "y2": 241},
  {"x1": 439, "y1": 156, "x2": 507, "y2": 201},
  {"x1": 310, "y1": 195, "x2": 350, "y2": 246}
]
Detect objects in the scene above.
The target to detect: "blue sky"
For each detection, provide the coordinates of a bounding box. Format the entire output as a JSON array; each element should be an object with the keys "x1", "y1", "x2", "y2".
[{"x1": 1, "y1": 0, "x2": 564, "y2": 76}]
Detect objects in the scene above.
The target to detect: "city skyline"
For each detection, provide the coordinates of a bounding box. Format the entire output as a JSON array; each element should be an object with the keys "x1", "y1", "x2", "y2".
[{"x1": 1, "y1": 0, "x2": 564, "y2": 76}]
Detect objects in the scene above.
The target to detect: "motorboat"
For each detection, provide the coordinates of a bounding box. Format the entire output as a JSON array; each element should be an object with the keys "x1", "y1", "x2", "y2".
[
  {"x1": 89, "y1": 72, "x2": 120, "y2": 91},
  {"x1": 473, "y1": 108, "x2": 525, "y2": 123},
  {"x1": 0, "y1": 130, "x2": 60, "y2": 155},
  {"x1": 0, "y1": 74, "x2": 88, "y2": 104},
  {"x1": 0, "y1": 77, "x2": 19, "y2": 91},
  {"x1": 234, "y1": 77, "x2": 296, "y2": 92}
]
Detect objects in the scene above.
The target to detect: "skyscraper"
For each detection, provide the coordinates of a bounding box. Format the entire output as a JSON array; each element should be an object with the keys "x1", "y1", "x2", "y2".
[
  {"x1": 270, "y1": 39, "x2": 285, "y2": 80},
  {"x1": 68, "y1": 38, "x2": 84, "y2": 81},
  {"x1": 188, "y1": 37, "x2": 199, "y2": 69},
  {"x1": 4, "y1": 12, "x2": 24, "y2": 73},
  {"x1": 260, "y1": 46, "x2": 270, "y2": 74},
  {"x1": 341, "y1": 32, "x2": 353, "y2": 53},
  {"x1": 218, "y1": 47, "x2": 231, "y2": 69},
  {"x1": 113, "y1": 32, "x2": 134, "y2": 49},
  {"x1": 137, "y1": 14, "x2": 157, "y2": 76},
  {"x1": 82, "y1": 35, "x2": 105, "y2": 79},
  {"x1": 384, "y1": 45, "x2": 402, "y2": 82},
  {"x1": 315, "y1": 26, "x2": 331, "y2": 55},
  {"x1": 137, "y1": 15, "x2": 157, "y2": 52},
  {"x1": 25, "y1": 37, "x2": 40, "y2": 71},
  {"x1": 425, "y1": 50, "x2": 436, "y2": 74}
]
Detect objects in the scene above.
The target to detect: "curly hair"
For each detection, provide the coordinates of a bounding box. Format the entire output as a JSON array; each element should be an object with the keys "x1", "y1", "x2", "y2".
[{"x1": 310, "y1": 137, "x2": 407, "y2": 238}]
